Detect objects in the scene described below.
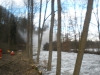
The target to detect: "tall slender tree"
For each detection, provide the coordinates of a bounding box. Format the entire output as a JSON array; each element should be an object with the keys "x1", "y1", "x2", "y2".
[
  {"x1": 26, "y1": 0, "x2": 30, "y2": 58},
  {"x1": 40, "y1": 0, "x2": 48, "y2": 42},
  {"x1": 47, "y1": 0, "x2": 55, "y2": 71},
  {"x1": 93, "y1": 0, "x2": 100, "y2": 51},
  {"x1": 37, "y1": 0, "x2": 49, "y2": 63},
  {"x1": 37, "y1": 0, "x2": 42, "y2": 63},
  {"x1": 30, "y1": 0, "x2": 34, "y2": 59},
  {"x1": 56, "y1": 0, "x2": 61, "y2": 75},
  {"x1": 26, "y1": 0, "x2": 33, "y2": 59},
  {"x1": 73, "y1": 0, "x2": 94, "y2": 75}
]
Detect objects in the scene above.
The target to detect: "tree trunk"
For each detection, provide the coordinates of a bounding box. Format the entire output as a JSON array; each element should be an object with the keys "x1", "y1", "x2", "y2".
[
  {"x1": 37, "y1": 0, "x2": 42, "y2": 63},
  {"x1": 26, "y1": 0, "x2": 33, "y2": 59},
  {"x1": 73, "y1": 0, "x2": 93, "y2": 75},
  {"x1": 47, "y1": 0, "x2": 55, "y2": 71},
  {"x1": 37, "y1": 0, "x2": 48, "y2": 63},
  {"x1": 94, "y1": 0, "x2": 100, "y2": 52},
  {"x1": 56, "y1": 0, "x2": 61, "y2": 75},
  {"x1": 30, "y1": 0, "x2": 33, "y2": 59}
]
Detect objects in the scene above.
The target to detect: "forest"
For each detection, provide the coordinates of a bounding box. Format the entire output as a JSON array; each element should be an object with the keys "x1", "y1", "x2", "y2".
[
  {"x1": 0, "y1": 5, "x2": 27, "y2": 53},
  {"x1": 0, "y1": 0, "x2": 100, "y2": 75},
  {"x1": 0, "y1": 5, "x2": 47, "y2": 53}
]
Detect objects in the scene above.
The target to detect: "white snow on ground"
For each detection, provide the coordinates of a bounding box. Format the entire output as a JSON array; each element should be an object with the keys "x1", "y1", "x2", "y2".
[{"x1": 33, "y1": 51, "x2": 100, "y2": 75}]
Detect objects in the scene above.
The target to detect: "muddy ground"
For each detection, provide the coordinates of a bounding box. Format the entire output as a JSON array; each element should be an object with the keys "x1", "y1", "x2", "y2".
[{"x1": 0, "y1": 51, "x2": 40, "y2": 75}]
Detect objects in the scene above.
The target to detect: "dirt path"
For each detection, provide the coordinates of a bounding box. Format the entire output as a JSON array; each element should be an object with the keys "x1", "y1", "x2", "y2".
[{"x1": 0, "y1": 51, "x2": 40, "y2": 75}]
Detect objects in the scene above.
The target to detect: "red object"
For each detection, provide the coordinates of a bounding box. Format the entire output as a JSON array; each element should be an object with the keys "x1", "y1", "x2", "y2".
[
  {"x1": 0, "y1": 49, "x2": 2, "y2": 59},
  {"x1": 10, "y1": 51, "x2": 15, "y2": 56}
]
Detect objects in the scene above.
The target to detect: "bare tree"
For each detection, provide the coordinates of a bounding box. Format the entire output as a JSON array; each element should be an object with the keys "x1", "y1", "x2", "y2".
[
  {"x1": 93, "y1": 0, "x2": 100, "y2": 51},
  {"x1": 26, "y1": 0, "x2": 34, "y2": 59},
  {"x1": 30, "y1": 0, "x2": 34, "y2": 59},
  {"x1": 26, "y1": 0, "x2": 30, "y2": 58},
  {"x1": 37, "y1": 0, "x2": 49, "y2": 63},
  {"x1": 47, "y1": 0, "x2": 55, "y2": 71},
  {"x1": 73, "y1": 0, "x2": 94, "y2": 75},
  {"x1": 56, "y1": 0, "x2": 61, "y2": 75},
  {"x1": 37, "y1": 0, "x2": 42, "y2": 64}
]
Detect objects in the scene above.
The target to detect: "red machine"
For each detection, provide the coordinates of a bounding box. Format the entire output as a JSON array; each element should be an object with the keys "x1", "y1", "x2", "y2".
[
  {"x1": 0, "y1": 49, "x2": 2, "y2": 59},
  {"x1": 10, "y1": 51, "x2": 15, "y2": 56}
]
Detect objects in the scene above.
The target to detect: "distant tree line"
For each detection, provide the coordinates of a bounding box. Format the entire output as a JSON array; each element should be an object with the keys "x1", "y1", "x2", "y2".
[{"x1": 43, "y1": 39, "x2": 100, "y2": 54}]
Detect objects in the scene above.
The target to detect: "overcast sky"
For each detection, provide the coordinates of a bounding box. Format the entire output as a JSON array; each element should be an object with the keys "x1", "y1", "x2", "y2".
[{"x1": 0, "y1": 0, "x2": 25, "y2": 7}]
